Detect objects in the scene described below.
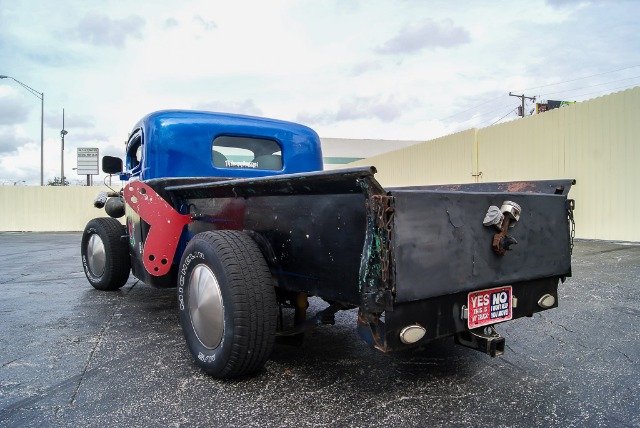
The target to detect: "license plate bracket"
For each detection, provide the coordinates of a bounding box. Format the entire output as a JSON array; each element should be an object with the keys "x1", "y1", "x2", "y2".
[{"x1": 467, "y1": 286, "x2": 512, "y2": 329}]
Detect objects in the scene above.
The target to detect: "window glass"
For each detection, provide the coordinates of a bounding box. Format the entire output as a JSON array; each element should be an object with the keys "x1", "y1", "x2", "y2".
[
  {"x1": 212, "y1": 135, "x2": 282, "y2": 170},
  {"x1": 126, "y1": 132, "x2": 142, "y2": 173}
]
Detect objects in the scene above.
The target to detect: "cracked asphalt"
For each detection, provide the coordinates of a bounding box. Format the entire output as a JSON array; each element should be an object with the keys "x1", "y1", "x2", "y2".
[{"x1": 0, "y1": 233, "x2": 638, "y2": 427}]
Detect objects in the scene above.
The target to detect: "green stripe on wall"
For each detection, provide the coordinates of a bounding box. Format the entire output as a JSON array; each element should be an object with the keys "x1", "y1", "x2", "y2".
[{"x1": 323, "y1": 157, "x2": 364, "y2": 164}]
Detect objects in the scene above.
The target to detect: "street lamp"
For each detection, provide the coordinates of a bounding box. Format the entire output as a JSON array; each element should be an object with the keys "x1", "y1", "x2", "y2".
[{"x1": 0, "y1": 75, "x2": 45, "y2": 186}]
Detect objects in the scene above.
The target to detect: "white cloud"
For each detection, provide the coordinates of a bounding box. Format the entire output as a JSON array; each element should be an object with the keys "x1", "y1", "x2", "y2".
[
  {"x1": 298, "y1": 95, "x2": 418, "y2": 125},
  {"x1": 0, "y1": 129, "x2": 30, "y2": 154},
  {"x1": 193, "y1": 15, "x2": 217, "y2": 31},
  {"x1": 194, "y1": 99, "x2": 263, "y2": 116},
  {"x1": 73, "y1": 13, "x2": 145, "y2": 48},
  {"x1": 376, "y1": 18, "x2": 471, "y2": 54},
  {"x1": 0, "y1": 89, "x2": 31, "y2": 126}
]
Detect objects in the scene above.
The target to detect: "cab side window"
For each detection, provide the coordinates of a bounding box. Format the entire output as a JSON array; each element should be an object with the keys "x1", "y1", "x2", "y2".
[
  {"x1": 212, "y1": 136, "x2": 282, "y2": 170},
  {"x1": 126, "y1": 131, "x2": 143, "y2": 175}
]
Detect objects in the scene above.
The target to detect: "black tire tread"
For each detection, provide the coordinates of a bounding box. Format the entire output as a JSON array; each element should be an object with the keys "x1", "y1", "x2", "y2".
[
  {"x1": 82, "y1": 217, "x2": 130, "y2": 291},
  {"x1": 188, "y1": 230, "x2": 276, "y2": 378}
]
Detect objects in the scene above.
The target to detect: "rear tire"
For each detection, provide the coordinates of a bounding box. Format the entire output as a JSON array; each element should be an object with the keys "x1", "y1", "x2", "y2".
[
  {"x1": 81, "y1": 217, "x2": 130, "y2": 291},
  {"x1": 177, "y1": 230, "x2": 277, "y2": 378}
]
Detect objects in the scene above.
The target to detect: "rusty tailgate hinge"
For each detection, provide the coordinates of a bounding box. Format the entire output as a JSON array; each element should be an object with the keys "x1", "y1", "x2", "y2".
[
  {"x1": 373, "y1": 194, "x2": 395, "y2": 285},
  {"x1": 359, "y1": 193, "x2": 395, "y2": 313}
]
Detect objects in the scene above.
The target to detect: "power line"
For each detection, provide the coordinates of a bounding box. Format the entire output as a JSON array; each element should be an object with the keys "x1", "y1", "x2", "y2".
[
  {"x1": 553, "y1": 83, "x2": 640, "y2": 101},
  {"x1": 445, "y1": 102, "x2": 517, "y2": 133},
  {"x1": 537, "y1": 75, "x2": 640, "y2": 98},
  {"x1": 513, "y1": 64, "x2": 640, "y2": 92},
  {"x1": 438, "y1": 94, "x2": 506, "y2": 121},
  {"x1": 441, "y1": 69, "x2": 640, "y2": 125},
  {"x1": 487, "y1": 108, "x2": 517, "y2": 127},
  {"x1": 440, "y1": 65, "x2": 640, "y2": 123},
  {"x1": 448, "y1": 99, "x2": 515, "y2": 126}
]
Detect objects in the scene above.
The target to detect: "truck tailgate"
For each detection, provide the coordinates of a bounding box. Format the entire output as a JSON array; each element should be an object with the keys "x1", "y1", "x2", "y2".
[{"x1": 391, "y1": 187, "x2": 572, "y2": 302}]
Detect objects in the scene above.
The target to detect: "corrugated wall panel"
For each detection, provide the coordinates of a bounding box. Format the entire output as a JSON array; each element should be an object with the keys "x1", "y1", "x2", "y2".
[
  {"x1": 478, "y1": 111, "x2": 567, "y2": 182},
  {"x1": 0, "y1": 187, "x2": 119, "y2": 232},
  {"x1": 478, "y1": 87, "x2": 639, "y2": 241},
  {"x1": 550, "y1": 87, "x2": 639, "y2": 241},
  {"x1": 349, "y1": 128, "x2": 476, "y2": 187}
]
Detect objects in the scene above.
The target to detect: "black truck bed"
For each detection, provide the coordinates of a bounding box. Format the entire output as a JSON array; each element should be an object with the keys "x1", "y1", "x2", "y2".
[{"x1": 163, "y1": 167, "x2": 573, "y2": 306}]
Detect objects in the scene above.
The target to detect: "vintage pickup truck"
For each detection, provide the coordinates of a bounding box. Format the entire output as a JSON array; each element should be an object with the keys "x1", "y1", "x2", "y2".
[{"x1": 82, "y1": 110, "x2": 575, "y2": 378}]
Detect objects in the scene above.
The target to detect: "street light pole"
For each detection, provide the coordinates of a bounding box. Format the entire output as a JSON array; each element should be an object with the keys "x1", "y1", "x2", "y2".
[{"x1": 0, "y1": 75, "x2": 45, "y2": 185}]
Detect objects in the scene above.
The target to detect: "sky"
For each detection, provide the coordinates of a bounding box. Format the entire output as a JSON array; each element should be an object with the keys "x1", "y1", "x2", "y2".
[{"x1": 0, "y1": 0, "x2": 638, "y2": 185}]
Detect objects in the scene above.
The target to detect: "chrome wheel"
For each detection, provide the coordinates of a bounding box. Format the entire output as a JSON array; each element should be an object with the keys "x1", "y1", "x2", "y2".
[
  {"x1": 87, "y1": 234, "x2": 106, "y2": 277},
  {"x1": 177, "y1": 230, "x2": 277, "y2": 378},
  {"x1": 188, "y1": 264, "x2": 224, "y2": 349}
]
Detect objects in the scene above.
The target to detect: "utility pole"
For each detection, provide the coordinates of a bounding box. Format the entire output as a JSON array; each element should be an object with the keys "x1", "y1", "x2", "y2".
[
  {"x1": 61, "y1": 109, "x2": 68, "y2": 185},
  {"x1": 509, "y1": 92, "x2": 536, "y2": 117}
]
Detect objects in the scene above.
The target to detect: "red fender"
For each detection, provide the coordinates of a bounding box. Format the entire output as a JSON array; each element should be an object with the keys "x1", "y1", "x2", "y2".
[{"x1": 124, "y1": 182, "x2": 193, "y2": 276}]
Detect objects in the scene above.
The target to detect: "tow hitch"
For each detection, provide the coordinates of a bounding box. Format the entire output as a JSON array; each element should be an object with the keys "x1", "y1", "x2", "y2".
[{"x1": 455, "y1": 325, "x2": 505, "y2": 357}]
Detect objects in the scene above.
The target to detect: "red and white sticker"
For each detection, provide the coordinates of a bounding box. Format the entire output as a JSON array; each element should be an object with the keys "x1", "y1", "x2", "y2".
[{"x1": 467, "y1": 286, "x2": 512, "y2": 329}]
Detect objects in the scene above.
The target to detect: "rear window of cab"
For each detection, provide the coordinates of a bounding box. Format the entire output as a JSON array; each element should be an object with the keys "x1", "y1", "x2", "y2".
[{"x1": 212, "y1": 135, "x2": 282, "y2": 170}]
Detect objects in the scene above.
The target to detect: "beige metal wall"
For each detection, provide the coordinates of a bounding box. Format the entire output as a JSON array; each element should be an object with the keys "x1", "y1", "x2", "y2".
[
  {"x1": 478, "y1": 87, "x2": 640, "y2": 241},
  {"x1": 0, "y1": 187, "x2": 118, "y2": 232},
  {"x1": 350, "y1": 128, "x2": 478, "y2": 186},
  {"x1": 350, "y1": 87, "x2": 640, "y2": 242}
]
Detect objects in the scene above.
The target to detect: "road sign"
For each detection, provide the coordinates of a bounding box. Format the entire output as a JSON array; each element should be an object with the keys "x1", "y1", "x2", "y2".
[{"x1": 77, "y1": 147, "x2": 99, "y2": 175}]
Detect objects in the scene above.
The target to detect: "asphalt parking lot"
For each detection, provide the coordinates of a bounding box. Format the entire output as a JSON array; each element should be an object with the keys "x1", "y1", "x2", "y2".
[{"x1": 0, "y1": 232, "x2": 638, "y2": 427}]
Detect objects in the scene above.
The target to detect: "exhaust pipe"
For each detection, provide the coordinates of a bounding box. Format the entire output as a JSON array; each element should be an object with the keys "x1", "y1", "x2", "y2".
[
  {"x1": 94, "y1": 191, "x2": 120, "y2": 208},
  {"x1": 94, "y1": 191, "x2": 125, "y2": 218}
]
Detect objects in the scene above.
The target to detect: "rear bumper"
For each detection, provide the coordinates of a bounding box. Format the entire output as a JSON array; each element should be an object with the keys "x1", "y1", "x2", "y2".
[{"x1": 359, "y1": 276, "x2": 560, "y2": 352}]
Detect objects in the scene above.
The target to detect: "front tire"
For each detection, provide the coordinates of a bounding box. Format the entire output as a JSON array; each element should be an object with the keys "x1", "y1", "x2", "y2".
[
  {"x1": 81, "y1": 217, "x2": 130, "y2": 290},
  {"x1": 177, "y1": 230, "x2": 277, "y2": 378}
]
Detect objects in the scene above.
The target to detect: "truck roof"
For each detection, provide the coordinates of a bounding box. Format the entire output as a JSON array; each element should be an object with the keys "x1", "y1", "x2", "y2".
[{"x1": 128, "y1": 110, "x2": 324, "y2": 180}]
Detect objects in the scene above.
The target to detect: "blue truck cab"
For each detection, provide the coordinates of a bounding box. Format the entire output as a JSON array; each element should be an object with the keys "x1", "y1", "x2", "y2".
[
  {"x1": 104, "y1": 110, "x2": 325, "y2": 289},
  {"x1": 121, "y1": 110, "x2": 324, "y2": 181}
]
